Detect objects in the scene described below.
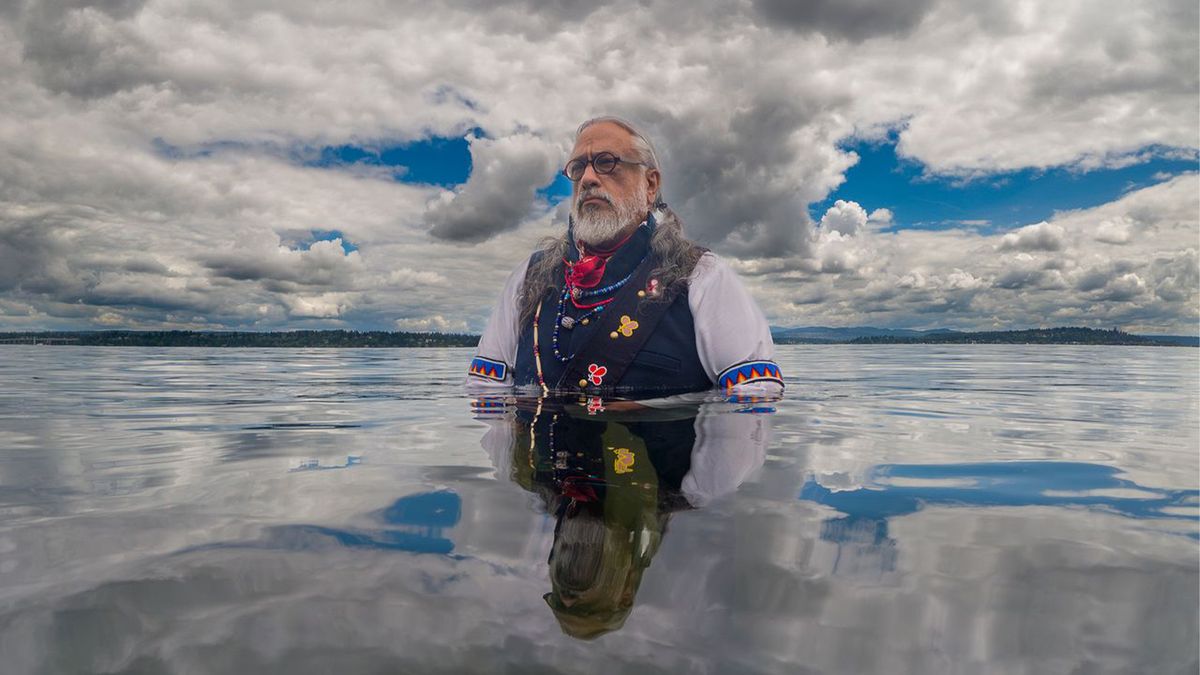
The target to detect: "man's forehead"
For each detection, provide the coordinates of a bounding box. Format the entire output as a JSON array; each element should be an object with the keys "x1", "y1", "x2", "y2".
[{"x1": 570, "y1": 122, "x2": 634, "y2": 156}]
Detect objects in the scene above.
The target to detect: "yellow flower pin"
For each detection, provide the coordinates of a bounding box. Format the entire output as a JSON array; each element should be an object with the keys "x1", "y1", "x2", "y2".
[{"x1": 617, "y1": 315, "x2": 639, "y2": 337}]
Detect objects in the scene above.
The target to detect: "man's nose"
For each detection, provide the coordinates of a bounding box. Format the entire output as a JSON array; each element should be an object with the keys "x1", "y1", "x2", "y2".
[{"x1": 579, "y1": 161, "x2": 602, "y2": 189}]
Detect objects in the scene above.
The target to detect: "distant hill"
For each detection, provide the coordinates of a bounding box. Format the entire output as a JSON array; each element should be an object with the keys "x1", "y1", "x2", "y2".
[
  {"x1": 771, "y1": 326, "x2": 960, "y2": 343},
  {"x1": 1141, "y1": 334, "x2": 1200, "y2": 347},
  {"x1": 773, "y1": 326, "x2": 1196, "y2": 347}
]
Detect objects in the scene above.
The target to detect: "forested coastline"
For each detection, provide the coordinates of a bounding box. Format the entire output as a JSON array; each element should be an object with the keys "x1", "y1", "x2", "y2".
[{"x1": 0, "y1": 326, "x2": 1194, "y2": 347}]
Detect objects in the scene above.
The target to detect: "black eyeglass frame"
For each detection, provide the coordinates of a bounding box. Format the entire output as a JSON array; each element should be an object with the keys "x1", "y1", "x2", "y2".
[{"x1": 562, "y1": 152, "x2": 649, "y2": 182}]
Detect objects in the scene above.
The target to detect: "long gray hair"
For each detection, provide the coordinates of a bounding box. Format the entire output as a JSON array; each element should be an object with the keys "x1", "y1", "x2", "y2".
[{"x1": 518, "y1": 117, "x2": 703, "y2": 326}]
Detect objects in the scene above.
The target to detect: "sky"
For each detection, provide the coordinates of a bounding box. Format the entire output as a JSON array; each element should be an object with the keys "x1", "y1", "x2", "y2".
[{"x1": 0, "y1": 0, "x2": 1197, "y2": 335}]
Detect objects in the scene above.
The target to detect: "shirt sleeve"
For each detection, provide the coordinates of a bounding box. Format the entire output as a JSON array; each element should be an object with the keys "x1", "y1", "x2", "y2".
[
  {"x1": 687, "y1": 252, "x2": 785, "y2": 396},
  {"x1": 465, "y1": 256, "x2": 530, "y2": 391}
]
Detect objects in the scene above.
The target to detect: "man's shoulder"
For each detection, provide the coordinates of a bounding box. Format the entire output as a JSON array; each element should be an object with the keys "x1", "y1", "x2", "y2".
[{"x1": 688, "y1": 251, "x2": 735, "y2": 284}]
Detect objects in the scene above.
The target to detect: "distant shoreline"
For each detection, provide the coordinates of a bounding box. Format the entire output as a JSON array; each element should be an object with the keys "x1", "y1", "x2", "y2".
[
  {"x1": 0, "y1": 330, "x2": 478, "y2": 348},
  {"x1": 783, "y1": 327, "x2": 1196, "y2": 347},
  {"x1": 0, "y1": 327, "x2": 1195, "y2": 347}
]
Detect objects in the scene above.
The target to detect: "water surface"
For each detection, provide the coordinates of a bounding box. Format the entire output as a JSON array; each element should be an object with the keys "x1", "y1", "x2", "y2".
[{"x1": 0, "y1": 345, "x2": 1196, "y2": 674}]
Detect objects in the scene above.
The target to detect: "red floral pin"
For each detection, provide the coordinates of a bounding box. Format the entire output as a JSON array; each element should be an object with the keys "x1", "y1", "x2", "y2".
[
  {"x1": 587, "y1": 363, "x2": 607, "y2": 386},
  {"x1": 586, "y1": 396, "x2": 605, "y2": 415}
]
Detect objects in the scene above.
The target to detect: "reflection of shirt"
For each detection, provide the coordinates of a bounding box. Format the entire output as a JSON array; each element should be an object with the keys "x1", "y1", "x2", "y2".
[
  {"x1": 467, "y1": 252, "x2": 784, "y2": 396},
  {"x1": 479, "y1": 403, "x2": 769, "y2": 509}
]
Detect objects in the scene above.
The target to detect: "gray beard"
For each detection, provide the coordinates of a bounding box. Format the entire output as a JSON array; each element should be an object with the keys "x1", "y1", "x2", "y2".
[{"x1": 572, "y1": 196, "x2": 644, "y2": 246}]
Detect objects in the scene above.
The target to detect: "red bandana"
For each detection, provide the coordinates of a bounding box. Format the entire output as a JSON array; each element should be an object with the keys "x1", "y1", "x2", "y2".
[
  {"x1": 564, "y1": 254, "x2": 607, "y2": 288},
  {"x1": 562, "y1": 228, "x2": 638, "y2": 289}
]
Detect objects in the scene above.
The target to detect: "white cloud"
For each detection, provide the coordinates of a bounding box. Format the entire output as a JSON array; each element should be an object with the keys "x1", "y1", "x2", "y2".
[
  {"x1": 1094, "y1": 218, "x2": 1134, "y2": 245},
  {"x1": 281, "y1": 292, "x2": 355, "y2": 319},
  {"x1": 997, "y1": 222, "x2": 1066, "y2": 252},
  {"x1": 755, "y1": 175, "x2": 1198, "y2": 332},
  {"x1": 394, "y1": 315, "x2": 470, "y2": 332},
  {"x1": 820, "y1": 200, "x2": 869, "y2": 236}
]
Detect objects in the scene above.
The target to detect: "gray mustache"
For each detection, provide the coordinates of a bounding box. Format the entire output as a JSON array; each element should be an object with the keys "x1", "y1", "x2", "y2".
[{"x1": 575, "y1": 191, "x2": 613, "y2": 207}]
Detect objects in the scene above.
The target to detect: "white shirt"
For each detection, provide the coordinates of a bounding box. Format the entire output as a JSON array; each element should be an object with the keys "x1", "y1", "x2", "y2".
[{"x1": 467, "y1": 251, "x2": 783, "y2": 396}]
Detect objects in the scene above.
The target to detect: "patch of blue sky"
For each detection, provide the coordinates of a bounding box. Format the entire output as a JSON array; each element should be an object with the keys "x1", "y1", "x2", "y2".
[
  {"x1": 811, "y1": 134, "x2": 1198, "y2": 233},
  {"x1": 307, "y1": 134, "x2": 474, "y2": 187},
  {"x1": 153, "y1": 133, "x2": 479, "y2": 187},
  {"x1": 537, "y1": 173, "x2": 574, "y2": 203}
]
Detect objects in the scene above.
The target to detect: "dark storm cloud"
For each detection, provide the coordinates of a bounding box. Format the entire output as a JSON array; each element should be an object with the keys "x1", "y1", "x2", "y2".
[
  {"x1": 447, "y1": 0, "x2": 600, "y2": 22},
  {"x1": 426, "y1": 134, "x2": 559, "y2": 243},
  {"x1": 993, "y1": 267, "x2": 1059, "y2": 291},
  {"x1": 753, "y1": 0, "x2": 936, "y2": 41},
  {"x1": 633, "y1": 95, "x2": 844, "y2": 257},
  {"x1": 1149, "y1": 251, "x2": 1198, "y2": 303},
  {"x1": 1074, "y1": 261, "x2": 1137, "y2": 293},
  {"x1": 18, "y1": 0, "x2": 160, "y2": 98},
  {"x1": 203, "y1": 240, "x2": 361, "y2": 288},
  {"x1": 121, "y1": 258, "x2": 172, "y2": 275},
  {"x1": 0, "y1": 216, "x2": 83, "y2": 295}
]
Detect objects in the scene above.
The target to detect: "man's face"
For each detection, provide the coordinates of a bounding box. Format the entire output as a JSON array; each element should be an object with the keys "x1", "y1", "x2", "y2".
[{"x1": 568, "y1": 122, "x2": 660, "y2": 247}]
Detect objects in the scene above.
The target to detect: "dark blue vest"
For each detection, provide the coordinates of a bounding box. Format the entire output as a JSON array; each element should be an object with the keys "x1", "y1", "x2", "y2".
[{"x1": 513, "y1": 223, "x2": 713, "y2": 396}]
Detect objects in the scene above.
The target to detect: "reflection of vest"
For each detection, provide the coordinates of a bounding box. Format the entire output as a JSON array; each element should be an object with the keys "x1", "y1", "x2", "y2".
[
  {"x1": 510, "y1": 409, "x2": 698, "y2": 515},
  {"x1": 513, "y1": 224, "x2": 713, "y2": 395}
]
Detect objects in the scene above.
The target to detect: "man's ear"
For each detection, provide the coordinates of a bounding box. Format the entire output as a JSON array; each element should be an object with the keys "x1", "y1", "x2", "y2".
[{"x1": 645, "y1": 169, "x2": 661, "y2": 206}]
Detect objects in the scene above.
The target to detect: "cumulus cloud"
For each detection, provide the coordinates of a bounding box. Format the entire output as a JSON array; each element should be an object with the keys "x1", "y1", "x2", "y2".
[
  {"x1": 394, "y1": 315, "x2": 470, "y2": 332},
  {"x1": 280, "y1": 292, "x2": 355, "y2": 319},
  {"x1": 751, "y1": 175, "x2": 1198, "y2": 333},
  {"x1": 993, "y1": 255, "x2": 1068, "y2": 291},
  {"x1": 820, "y1": 200, "x2": 869, "y2": 236},
  {"x1": 997, "y1": 222, "x2": 1066, "y2": 252},
  {"x1": 1094, "y1": 218, "x2": 1134, "y2": 245},
  {"x1": 204, "y1": 238, "x2": 363, "y2": 288},
  {"x1": 1092, "y1": 272, "x2": 1148, "y2": 302}
]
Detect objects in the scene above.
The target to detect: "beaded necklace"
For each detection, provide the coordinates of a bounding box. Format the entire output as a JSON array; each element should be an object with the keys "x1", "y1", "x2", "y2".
[
  {"x1": 551, "y1": 254, "x2": 647, "y2": 363},
  {"x1": 566, "y1": 259, "x2": 645, "y2": 304},
  {"x1": 531, "y1": 302, "x2": 550, "y2": 396}
]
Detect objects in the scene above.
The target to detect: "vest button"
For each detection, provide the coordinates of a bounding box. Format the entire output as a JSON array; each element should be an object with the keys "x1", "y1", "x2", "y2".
[
  {"x1": 609, "y1": 331, "x2": 618, "y2": 339},
  {"x1": 578, "y1": 379, "x2": 588, "y2": 388}
]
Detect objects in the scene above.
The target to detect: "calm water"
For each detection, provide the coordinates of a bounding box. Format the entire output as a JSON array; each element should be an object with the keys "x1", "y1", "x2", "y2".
[{"x1": 0, "y1": 345, "x2": 1196, "y2": 675}]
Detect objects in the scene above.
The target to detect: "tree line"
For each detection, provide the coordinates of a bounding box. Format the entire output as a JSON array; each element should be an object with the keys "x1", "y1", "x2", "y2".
[{"x1": 0, "y1": 330, "x2": 480, "y2": 348}]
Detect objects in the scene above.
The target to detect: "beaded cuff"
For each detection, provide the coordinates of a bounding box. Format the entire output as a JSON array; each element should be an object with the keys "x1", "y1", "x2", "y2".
[
  {"x1": 716, "y1": 360, "x2": 784, "y2": 391},
  {"x1": 468, "y1": 356, "x2": 508, "y2": 381}
]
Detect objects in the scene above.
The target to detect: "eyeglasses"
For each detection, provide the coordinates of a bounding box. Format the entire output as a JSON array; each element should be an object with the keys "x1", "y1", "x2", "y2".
[{"x1": 562, "y1": 152, "x2": 648, "y2": 182}]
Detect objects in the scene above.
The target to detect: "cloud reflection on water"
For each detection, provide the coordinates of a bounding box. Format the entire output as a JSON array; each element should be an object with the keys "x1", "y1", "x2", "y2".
[{"x1": 0, "y1": 346, "x2": 1195, "y2": 674}]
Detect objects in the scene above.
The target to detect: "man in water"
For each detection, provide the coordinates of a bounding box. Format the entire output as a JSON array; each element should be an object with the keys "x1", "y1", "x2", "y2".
[{"x1": 467, "y1": 116, "x2": 782, "y2": 397}]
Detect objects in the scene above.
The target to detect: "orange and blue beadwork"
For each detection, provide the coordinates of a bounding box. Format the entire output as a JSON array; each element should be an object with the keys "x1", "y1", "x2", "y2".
[
  {"x1": 716, "y1": 360, "x2": 783, "y2": 391},
  {"x1": 468, "y1": 356, "x2": 507, "y2": 381}
]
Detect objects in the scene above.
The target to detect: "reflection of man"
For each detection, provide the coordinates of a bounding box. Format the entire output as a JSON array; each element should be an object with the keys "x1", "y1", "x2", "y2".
[
  {"x1": 467, "y1": 117, "x2": 783, "y2": 397},
  {"x1": 479, "y1": 399, "x2": 770, "y2": 639}
]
